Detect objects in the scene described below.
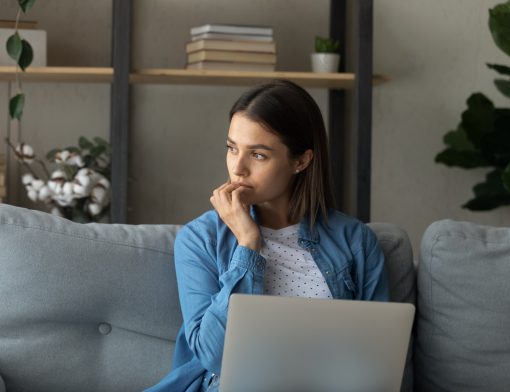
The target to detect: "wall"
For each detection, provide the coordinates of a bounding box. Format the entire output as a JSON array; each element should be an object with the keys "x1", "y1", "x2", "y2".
[
  {"x1": 1, "y1": 0, "x2": 508, "y2": 255},
  {"x1": 372, "y1": 0, "x2": 510, "y2": 253}
]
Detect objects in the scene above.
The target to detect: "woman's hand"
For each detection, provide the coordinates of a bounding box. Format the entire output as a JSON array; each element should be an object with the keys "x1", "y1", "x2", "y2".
[{"x1": 210, "y1": 181, "x2": 261, "y2": 252}]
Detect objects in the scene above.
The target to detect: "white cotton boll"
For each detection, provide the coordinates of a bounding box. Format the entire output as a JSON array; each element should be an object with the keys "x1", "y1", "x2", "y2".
[
  {"x1": 51, "y1": 169, "x2": 67, "y2": 180},
  {"x1": 31, "y1": 179, "x2": 45, "y2": 191},
  {"x1": 97, "y1": 177, "x2": 110, "y2": 189},
  {"x1": 62, "y1": 181, "x2": 74, "y2": 196},
  {"x1": 48, "y1": 180, "x2": 63, "y2": 194},
  {"x1": 15, "y1": 143, "x2": 35, "y2": 164},
  {"x1": 54, "y1": 194, "x2": 75, "y2": 207},
  {"x1": 38, "y1": 186, "x2": 53, "y2": 203},
  {"x1": 90, "y1": 184, "x2": 109, "y2": 205},
  {"x1": 22, "y1": 173, "x2": 35, "y2": 185},
  {"x1": 88, "y1": 202, "x2": 102, "y2": 216},
  {"x1": 72, "y1": 182, "x2": 89, "y2": 198},
  {"x1": 55, "y1": 150, "x2": 71, "y2": 164},
  {"x1": 27, "y1": 188, "x2": 38, "y2": 202},
  {"x1": 76, "y1": 168, "x2": 91, "y2": 177},
  {"x1": 68, "y1": 154, "x2": 85, "y2": 167}
]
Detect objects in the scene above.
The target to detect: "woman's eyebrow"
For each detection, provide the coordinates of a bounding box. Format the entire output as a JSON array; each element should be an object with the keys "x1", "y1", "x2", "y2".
[{"x1": 226, "y1": 137, "x2": 274, "y2": 151}]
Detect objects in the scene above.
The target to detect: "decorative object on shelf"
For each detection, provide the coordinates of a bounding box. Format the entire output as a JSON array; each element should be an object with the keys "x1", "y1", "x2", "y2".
[
  {"x1": 435, "y1": 0, "x2": 510, "y2": 211},
  {"x1": 4, "y1": 0, "x2": 36, "y2": 122},
  {"x1": 186, "y1": 24, "x2": 276, "y2": 71},
  {"x1": 5, "y1": 136, "x2": 111, "y2": 223},
  {"x1": 0, "y1": 154, "x2": 6, "y2": 203},
  {"x1": 311, "y1": 36, "x2": 340, "y2": 73}
]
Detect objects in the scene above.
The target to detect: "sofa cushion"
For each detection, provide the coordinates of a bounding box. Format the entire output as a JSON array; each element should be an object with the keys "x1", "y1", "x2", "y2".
[
  {"x1": 0, "y1": 204, "x2": 181, "y2": 392},
  {"x1": 415, "y1": 219, "x2": 510, "y2": 391},
  {"x1": 369, "y1": 223, "x2": 416, "y2": 392}
]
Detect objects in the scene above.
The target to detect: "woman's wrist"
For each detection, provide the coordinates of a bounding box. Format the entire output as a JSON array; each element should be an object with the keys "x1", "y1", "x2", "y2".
[{"x1": 238, "y1": 236, "x2": 261, "y2": 252}]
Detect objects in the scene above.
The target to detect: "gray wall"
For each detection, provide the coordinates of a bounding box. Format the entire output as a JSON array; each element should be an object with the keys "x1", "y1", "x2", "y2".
[
  {"x1": 372, "y1": 0, "x2": 510, "y2": 253},
  {"x1": 1, "y1": 0, "x2": 508, "y2": 254}
]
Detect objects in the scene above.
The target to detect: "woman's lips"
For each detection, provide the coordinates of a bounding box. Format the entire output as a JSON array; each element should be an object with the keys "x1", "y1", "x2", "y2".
[{"x1": 232, "y1": 182, "x2": 253, "y2": 188}]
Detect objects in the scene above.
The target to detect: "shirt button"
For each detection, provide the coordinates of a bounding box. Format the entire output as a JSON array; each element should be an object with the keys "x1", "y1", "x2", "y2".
[{"x1": 98, "y1": 323, "x2": 112, "y2": 335}]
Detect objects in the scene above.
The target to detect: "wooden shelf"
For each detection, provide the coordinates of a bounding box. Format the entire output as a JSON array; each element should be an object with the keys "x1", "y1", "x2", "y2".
[
  {"x1": 130, "y1": 68, "x2": 390, "y2": 89},
  {"x1": 0, "y1": 67, "x2": 390, "y2": 89},
  {"x1": 0, "y1": 66, "x2": 113, "y2": 83}
]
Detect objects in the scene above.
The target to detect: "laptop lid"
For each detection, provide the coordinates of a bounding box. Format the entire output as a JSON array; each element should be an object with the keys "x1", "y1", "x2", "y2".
[{"x1": 220, "y1": 294, "x2": 415, "y2": 392}]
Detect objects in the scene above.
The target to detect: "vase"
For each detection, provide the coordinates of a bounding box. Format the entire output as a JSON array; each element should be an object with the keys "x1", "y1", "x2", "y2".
[{"x1": 310, "y1": 53, "x2": 340, "y2": 73}]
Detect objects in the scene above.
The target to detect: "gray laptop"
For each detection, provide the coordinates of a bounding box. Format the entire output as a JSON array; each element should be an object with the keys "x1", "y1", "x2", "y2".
[{"x1": 220, "y1": 294, "x2": 414, "y2": 392}]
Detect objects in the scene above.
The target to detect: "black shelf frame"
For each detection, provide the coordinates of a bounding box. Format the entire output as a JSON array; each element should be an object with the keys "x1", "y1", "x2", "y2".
[{"x1": 109, "y1": 0, "x2": 374, "y2": 223}]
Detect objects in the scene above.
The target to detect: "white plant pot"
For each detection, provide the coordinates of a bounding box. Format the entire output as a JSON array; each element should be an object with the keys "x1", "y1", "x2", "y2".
[{"x1": 310, "y1": 53, "x2": 340, "y2": 73}]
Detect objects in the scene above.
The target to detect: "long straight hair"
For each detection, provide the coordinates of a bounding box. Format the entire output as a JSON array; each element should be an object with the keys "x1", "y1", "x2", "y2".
[{"x1": 229, "y1": 79, "x2": 336, "y2": 228}]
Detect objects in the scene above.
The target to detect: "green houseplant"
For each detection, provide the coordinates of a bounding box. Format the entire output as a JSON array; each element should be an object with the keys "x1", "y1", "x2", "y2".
[
  {"x1": 435, "y1": 0, "x2": 510, "y2": 211},
  {"x1": 311, "y1": 36, "x2": 340, "y2": 73}
]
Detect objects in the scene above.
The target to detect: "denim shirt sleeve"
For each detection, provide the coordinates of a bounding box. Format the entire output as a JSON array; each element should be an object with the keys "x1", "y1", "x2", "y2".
[
  {"x1": 174, "y1": 221, "x2": 266, "y2": 375},
  {"x1": 354, "y1": 225, "x2": 390, "y2": 301}
]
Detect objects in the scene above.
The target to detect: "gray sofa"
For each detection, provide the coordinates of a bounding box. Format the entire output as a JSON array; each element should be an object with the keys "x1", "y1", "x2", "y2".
[{"x1": 0, "y1": 203, "x2": 509, "y2": 392}]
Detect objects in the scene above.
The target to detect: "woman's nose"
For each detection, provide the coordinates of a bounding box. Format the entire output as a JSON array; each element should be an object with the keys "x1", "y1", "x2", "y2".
[{"x1": 231, "y1": 155, "x2": 249, "y2": 176}]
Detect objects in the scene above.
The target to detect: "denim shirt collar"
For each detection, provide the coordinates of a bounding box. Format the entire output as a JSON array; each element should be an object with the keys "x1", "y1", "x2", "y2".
[{"x1": 250, "y1": 205, "x2": 320, "y2": 244}]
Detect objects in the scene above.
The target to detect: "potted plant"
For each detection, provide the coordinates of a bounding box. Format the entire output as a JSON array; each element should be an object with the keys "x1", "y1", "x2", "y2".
[
  {"x1": 311, "y1": 36, "x2": 340, "y2": 73},
  {"x1": 435, "y1": 0, "x2": 510, "y2": 211}
]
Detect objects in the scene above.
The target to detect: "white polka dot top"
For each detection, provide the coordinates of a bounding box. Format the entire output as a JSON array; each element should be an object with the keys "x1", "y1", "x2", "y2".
[{"x1": 259, "y1": 223, "x2": 333, "y2": 299}]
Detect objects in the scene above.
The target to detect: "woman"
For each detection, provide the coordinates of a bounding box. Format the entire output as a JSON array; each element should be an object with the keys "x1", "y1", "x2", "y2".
[{"x1": 146, "y1": 79, "x2": 389, "y2": 392}]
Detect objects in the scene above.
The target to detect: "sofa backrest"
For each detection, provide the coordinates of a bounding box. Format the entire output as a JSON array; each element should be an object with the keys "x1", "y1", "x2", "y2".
[
  {"x1": 0, "y1": 204, "x2": 182, "y2": 392},
  {"x1": 0, "y1": 205, "x2": 417, "y2": 392},
  {"x1": 415, "y1": 219, "x2": 510, "y2": 391},
  {"x1": 369, "y1": 222, "x2": 416, "y2": 392}
]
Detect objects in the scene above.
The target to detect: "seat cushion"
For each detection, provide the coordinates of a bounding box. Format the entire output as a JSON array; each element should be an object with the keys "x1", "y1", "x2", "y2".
[
  {"x1": 0, "y1": 204, "x2": 182, "y2": 392},
  {"x1": 415, "y1": 219, "x2": 510, "y2": 391}
]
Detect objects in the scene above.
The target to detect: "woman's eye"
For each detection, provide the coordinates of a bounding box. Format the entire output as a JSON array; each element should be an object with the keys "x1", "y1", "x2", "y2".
[
  {"x1": 253, "y1": 152, "x2": 266, "y2": 160},
  {"x1": 226, "y1": 144, "x2": 236, "y2": 153}
]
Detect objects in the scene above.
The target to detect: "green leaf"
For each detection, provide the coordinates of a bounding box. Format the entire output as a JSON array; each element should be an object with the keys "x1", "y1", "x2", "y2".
[
  {"x1": 463, "y1": 169, "x2": 510, "y2": 210},
  {"x1": 79, "y1": 137, "x2": 94, "y2": 150},
  {"x1": 435, "y1": 148, "x2": 489, "y2": 168},
  {"x1": 315, "y1": 36, "x2": 340, "y2": 53},
  {"x1": 18, "y1": 40, "x2": 33, "y2": 70},
  {"x1": 9, "y1": 93, "x2": 25, "y2": 120},
  {"x1": 90, "y1": 145, "x2": 106, "y2": 158},
  {"x1": 65, "y1": 147, "x2": 80, "y2": 154},
  {"x1": 489, "y1": 1, "x2": 510, "y2": 57},
  {"x1": 463, "y1": 195, "x2": 510, "y2": 210},
  {"x1": 93, "y1": 137, "x2": 109, "y2": 147},
  {"x1": 495, "y1": 79, "x2": 510, "y2": 98},
  {"x1": 487, "y1": 63, "x2": 510, "y2": 75},
  {"x1": 18, "y1": 0, "x2": 36, "y2": 13},
  {"x1": 46, "y1": 148, "x2": 60, "y2": 161},
  {"x1": 503, "y1": 163, "x2": 510, "y2": 193},
  {"x1": 483, "y1": 109, "x2": 510, "y2": 167},
  {"x1": 461, "y1": 93, "x2": 495, "y2": 145},
  {"x1": 443, "y1": 126, "x2": 475, "y2": 151},
  {"x1": 6, "y1": 33, "x2": 22, "y2": 62}
]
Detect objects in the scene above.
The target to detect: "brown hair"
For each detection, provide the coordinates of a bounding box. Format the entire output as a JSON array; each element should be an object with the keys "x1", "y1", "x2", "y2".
[{"x1": 229, "y1": 79, "x2": 336, "y2": 228}]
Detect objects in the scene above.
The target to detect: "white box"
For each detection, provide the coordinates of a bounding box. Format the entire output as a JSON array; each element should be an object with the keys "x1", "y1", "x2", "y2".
[{"x1": 0, "y1": 28, "x2": 47, "y2": 66}]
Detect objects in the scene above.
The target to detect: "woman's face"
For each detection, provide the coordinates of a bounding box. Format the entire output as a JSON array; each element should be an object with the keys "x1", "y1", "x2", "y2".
[{"x1": 226, "y1": 112, "x2": 299, "y2": 207}]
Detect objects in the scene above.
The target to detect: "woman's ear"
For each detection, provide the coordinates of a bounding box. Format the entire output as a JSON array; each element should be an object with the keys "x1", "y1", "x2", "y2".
[{"x1": 295, "y1": 149, "x2": 313, "y2": 172}]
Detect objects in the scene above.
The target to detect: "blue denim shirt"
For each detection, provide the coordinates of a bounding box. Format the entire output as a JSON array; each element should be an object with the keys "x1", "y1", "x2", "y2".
[{"x1": 145, "y1": 208, "x2": 389, "y2": 392}]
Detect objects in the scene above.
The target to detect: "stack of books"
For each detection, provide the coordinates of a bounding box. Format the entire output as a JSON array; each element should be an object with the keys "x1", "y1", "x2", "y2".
[
  {"x1": 186, "y1": 24, "x2": 276, "y2": 72},
  {"x1": 0, "y1": 155, "x2": 6, "y2": 203}
]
